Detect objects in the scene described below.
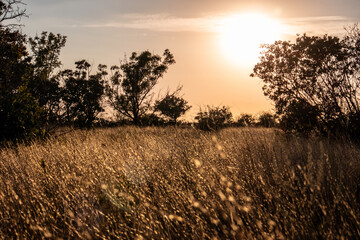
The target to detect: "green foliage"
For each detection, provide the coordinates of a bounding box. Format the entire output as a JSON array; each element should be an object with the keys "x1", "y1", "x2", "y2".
[
  {"x1": 106, "y1": 49, "x2": 175, "y2": 125},
  {"x1": 60, "y1": 60, "x2": 106, "y2": 128},
  {"x1": 195, "y1": 106, "x2": 233, "y2": 131},
  {"x1": 252, "y1": 27, "x2": 360, "y2": 138},
  {"x1": 154, "y1": 87, "x2": 191, "y2": 124}
]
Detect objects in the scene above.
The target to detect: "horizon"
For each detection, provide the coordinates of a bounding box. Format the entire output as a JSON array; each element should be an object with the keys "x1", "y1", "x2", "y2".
[{"x1": 21, "y1": 0, "x2": 360, "y2": 119}]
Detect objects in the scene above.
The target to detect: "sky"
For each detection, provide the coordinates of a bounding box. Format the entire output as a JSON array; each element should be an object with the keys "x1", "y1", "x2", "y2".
[{"x1": 21, "y1": 0, "x2": 360, "y2": 119}]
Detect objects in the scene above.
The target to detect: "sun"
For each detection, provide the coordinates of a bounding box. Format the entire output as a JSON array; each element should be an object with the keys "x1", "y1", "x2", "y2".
[{"x1": 218, "y1": 13, "x2": 284, "y2": 66}]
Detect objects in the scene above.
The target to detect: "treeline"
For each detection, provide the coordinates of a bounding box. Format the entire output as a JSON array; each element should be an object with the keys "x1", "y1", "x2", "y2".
[
  {"x1": 0, "y1": 1, "x2": 274, "y2": 141},
  {"x1": 0, "y1": 1, "x2": 191, "y2": 141},
  {"x1": 194, "y1": 106, "x2": 277, "y2": 131},
  {"x1": 0, "y1": 26, "x2": 191, "y2": 140},
  {"x1": 1, "y1": 0, "x2": 360, "y2": 141}
]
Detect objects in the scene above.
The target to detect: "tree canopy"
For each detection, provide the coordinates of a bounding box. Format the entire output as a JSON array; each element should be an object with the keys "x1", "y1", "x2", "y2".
[
  {"x1": 28, "y1": 32, "x2": 67, "y2": 123},
  {"x1": 0, "y1": 0, "x2": 27, "y2": 28},
  {"x1": 154, "y1": 86, "x2": 191, "y2": 124},
  {"x1": 252, "y1": 26, "x2": 360, "y2": 137},
  {"x1": 106, "y1": 49, "x2": 175, "y2": 125},
  {"x1": 1, "y1": 0, "x2": 193, "y2": 141},
  {"x1": 60, "y1": 60, "x2": 106, "y2": 128},
  {"x1": 0, "y1": 24, "x2": 43, "y2": 140}
]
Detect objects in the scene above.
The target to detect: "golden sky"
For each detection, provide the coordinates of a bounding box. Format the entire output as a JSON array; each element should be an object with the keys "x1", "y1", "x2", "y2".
[{"x1": 23, "y1": 0, "x2": 360, "y2": 119}]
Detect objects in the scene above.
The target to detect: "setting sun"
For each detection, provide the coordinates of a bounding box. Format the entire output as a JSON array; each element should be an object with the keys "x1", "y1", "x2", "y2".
[{"x1": 218, "y1": 13, "x2": 284, "y2": 66}]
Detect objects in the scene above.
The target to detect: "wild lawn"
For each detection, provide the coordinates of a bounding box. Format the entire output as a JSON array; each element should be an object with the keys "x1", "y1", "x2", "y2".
[{"x1": 0, "y1": 127, "x2": 359, "y2": 239}]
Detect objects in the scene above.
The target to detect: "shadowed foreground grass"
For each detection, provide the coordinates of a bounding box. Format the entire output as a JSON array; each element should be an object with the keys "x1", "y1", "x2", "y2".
[{"x1": 0, "y1": 127, "x2": 359, "y2": 239}]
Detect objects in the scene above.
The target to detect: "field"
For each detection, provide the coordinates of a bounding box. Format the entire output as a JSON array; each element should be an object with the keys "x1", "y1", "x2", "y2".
[{"x1": 0, "y1": 126, "x2": 359, "y2": 239}]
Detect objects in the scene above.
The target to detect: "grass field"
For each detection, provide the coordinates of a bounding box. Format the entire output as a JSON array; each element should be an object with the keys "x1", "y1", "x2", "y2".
[{"x1": 0, "y1": 126, "x2": 359, "y2": 239}]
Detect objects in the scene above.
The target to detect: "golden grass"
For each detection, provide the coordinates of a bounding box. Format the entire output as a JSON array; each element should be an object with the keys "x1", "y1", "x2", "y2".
[{"x1": 0, "y1": 126, "x2": 359, "y2": 239}]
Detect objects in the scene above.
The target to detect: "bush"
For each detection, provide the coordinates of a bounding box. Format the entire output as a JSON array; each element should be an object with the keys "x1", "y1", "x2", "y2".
[
  {"x1": 279, "y1": 100, "x2": 320, "y2": 136},
  {"x1": 0, "y1": 84, "x2": 44, "y2": 141},
  {"x1": 257, "y1": 112, "x2": 277, "y2": 128},
  {"x1": 154, "y1": 88, "x2": 191, "y2": 124},
  {"x1": 236, "y1": 113, "x2": 255, "y2": 127},
  {"x1": 195, "y1": 106, "x2": 232, "y2": 131},
  {"x1": 139, "y1": 113, "x2": 166, "y2": 126}
]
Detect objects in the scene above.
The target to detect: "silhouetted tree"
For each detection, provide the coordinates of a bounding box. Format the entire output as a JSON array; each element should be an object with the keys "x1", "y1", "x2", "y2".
[
  {"x1": 0, "y1": 22, "x2": 44, "y2": 140},
  {"x1": 0, "y1": 0, "x2": 27, "y2": 28},
  {"x1": 60, "y1": 60, "x2": 106, "y2": 128},
  {"x1": 195, "y1": 106, "x2": 233, "y2": 131},
  {"x1": 237, "y1": 113, "x2": 255, "y2": 127},
  {"x1": 257, "y1": 112, "x2": 276, "y2": 128},
  {"x1": 251, "y1": 27, "x2": 360, "y2": 137},
  {"x1": 29, "y1": 32, "x2": 66, "y2": 80},
  {"x1": 154, "y1": 86, "x2": 191, "y2": 124},
  {"x1": 106, "y1": 49, "x2": 175, "y2": 125},
  {"x1": 279, "y1": 99, "x2": 320, "y2": 136},
  {"x1": 28, "y1": 31, "x2": 67, "y2": 123}
]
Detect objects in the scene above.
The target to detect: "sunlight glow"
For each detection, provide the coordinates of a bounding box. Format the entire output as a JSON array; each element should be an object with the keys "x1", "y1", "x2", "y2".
[{"x1": 218, "y1": 13, "x2": 284, "y2": 66}]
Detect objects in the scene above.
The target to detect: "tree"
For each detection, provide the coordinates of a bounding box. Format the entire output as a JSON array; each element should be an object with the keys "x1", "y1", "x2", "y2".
[
  {"x1": 0, "y1": 1, "x2": 66, "y2": 140},
  {"x1": 29, "y1": 32, "x2": 67, "y2": 80},
  {"x1": 0, "y1": 0, "x2": 27, "y2": 28},
  {"x1": 154, "y1": 86, "x2": 191, "y2": 124},
  {"x1": 106, "y1": 49, "x2": 175, "y2": 125},
  {"x1": 251, "y1": 28, "x2": 360, "y2": 137},
  {"x1": 28, "y1": 31, "x2": 67, "y2": 123},
  {"x1": 195, "y1": 106, "x2": 233, "y2": 131},
  {"x1": 60, "y1": 60, "x2": 106, "y2": 128},
  {"x1": 0, "y1": 23, "x2": 44, "y2": 140}
]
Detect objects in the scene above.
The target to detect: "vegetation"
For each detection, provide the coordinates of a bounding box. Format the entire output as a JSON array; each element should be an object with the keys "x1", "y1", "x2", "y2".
[
  {"x1": 60, "y1": 60, "x2": 106, "y2": 128},
  {"x1": 195, "y1": 105, "x2": 233, "y2": 131},
  {"x1": 252, "y1": 28, "x2": 360, "y2": 138},
  {"x1": 1, "y1": 1, "x2": 360, "y2": 239},
  {"x1": 236, "y1": 113, "x2": 255, "y2": 127},
  {"x1": 154, "y1": 86, "x2": 191, "y2": 124},
  {"x1": 0, "y1": 19, "x2": 43, "y2": 140},
  {"x1": 0, "y1": 127, "x2": 359, "y2": 239},
  {"x1": 257, "y1": 112, "x2": 277, "y2": 128},
  {"x1": 0, "y1": 0, "x2": 27, "y2": 28},
  {"x1": 28, "y1": 31, "x2": 67, "y2": 124},
  {"x1": 106, "y1": 50, "x2": 176, "y2": 125},
  {"x1": 2, "y1": 0, "x2": 360, "y2": 140}
]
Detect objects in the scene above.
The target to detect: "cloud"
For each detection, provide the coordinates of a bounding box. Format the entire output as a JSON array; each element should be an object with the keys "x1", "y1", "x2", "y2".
[
  {"x1": 81, "y1": 14, "x2": 220, "y2": 32},
  {"x1": 77, "y1": 13, "x2": 358, "y2": 37},
  {"x1": 283, "y1": 15, "x2": 357, "y2": 36}
]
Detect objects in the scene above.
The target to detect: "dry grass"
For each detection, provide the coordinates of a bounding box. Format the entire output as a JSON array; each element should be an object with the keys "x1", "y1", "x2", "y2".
[{"x1": 0, "y1": 126, "x2": 359, "y2": 239}]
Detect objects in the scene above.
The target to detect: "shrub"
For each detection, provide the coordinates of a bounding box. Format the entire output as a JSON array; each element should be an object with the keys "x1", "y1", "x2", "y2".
[
  {"x1": 154, "y1": 88, "x2": 191, "y2": 124},
  {"x1": 257, "y1": 112, "x2": 277, "y2": 128},
  {"x1": 236, "y1": 113, "x2": 255, "y2": 127},
  {"x1": 195, "y1": 106, "x2": 232, "y2": 131}
]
